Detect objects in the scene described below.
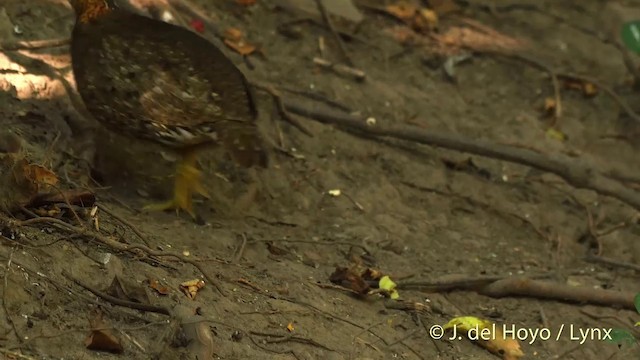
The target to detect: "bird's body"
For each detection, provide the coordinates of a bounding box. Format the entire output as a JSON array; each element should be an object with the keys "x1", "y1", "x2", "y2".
[{"x1": 69, "y1": 0, "x2": 267, "y2": 215}]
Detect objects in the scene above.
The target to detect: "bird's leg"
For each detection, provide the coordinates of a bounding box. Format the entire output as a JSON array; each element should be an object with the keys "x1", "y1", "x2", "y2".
[{"x1": 143, "y1": 147, "x2": 209, "y2": 217}]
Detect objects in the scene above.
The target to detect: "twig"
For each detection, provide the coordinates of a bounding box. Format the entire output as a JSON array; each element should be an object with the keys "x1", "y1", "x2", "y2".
[
  {"x1": 0, "y1": 348, "x2": 36, "y2": 360},
  {"x1": 506, "y1": 52, "x2": 640, "y2": 124},
  {"x1": 249, "y1": 331, "x2": 335, "y2": 352},
  {"x1": 314, "y1": 0, "x2": 353, "y2": 66},
  {"x1": 13, "y1": 216, "x2": 224, "y2": 295},
  {"x1": 234, "y1": 233, "x2": 248, "y2": 263},
  {"x1": 0, "y1": 38, "x2": 69, "y2": 51},
  {"x1": 252, "y1": 82, "x2": 313, "y2": 136},
  {"x1": 98, "y1": 204, "x2": 152, "y2": 247},
  {"x1": 247, "y1": 238, "x2": 371, "y2": 255},
  {"x1": 585, "y1": 253, "x2": 640, "y2": 272},
  {"x1": 2, "y1": 250, "x2": 22, "y2": 343},
  {"x1": 312, "y1": 57, "x2": 366, "y2": 81},
  {"x1": 63, "y1": 271, "x2": 171, "y2": 315}
]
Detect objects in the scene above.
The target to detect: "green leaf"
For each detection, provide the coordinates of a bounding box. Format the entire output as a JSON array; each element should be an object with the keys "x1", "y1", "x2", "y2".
[
  {"x1": 621, "y1": 21, "x2": 640, "y2": 54},
  {"x1": 635, "y1": 293, "x2": 640, "y2": 314},
  {"x1": 608, "y1": 328, "x2": 636, "y2": 345}
]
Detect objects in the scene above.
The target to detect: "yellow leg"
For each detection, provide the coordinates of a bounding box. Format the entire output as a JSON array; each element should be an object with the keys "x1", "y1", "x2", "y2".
[{"x1": 143, "y1": 148, "x2": 209, "y2": 217}]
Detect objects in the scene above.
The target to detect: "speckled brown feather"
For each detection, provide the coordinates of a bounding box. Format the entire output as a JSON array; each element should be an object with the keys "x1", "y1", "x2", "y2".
[{"x1": 69, "y1": 0, "x2": 267, "y2": 167}]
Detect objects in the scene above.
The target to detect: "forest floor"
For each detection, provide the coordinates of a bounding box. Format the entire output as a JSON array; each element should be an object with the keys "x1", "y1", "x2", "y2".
[{"x1": 1, "y1": 0, "x2": 640, "y2": 359}]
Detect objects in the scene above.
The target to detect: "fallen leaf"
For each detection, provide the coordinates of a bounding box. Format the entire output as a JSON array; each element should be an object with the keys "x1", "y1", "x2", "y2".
[
  {"x1": 379, "y1": 276, "x2": 399, "y2": 299},
  {"x1": 385, "y1": 26, "x2": 418, "y2": 45},
  {"x1": 545, "y1": 127, "x2": 567, "y2": 142},
  {"x1": 542, "y1": 97, "x2": 556, "y2": 117},
  {"x1": 236, "y1": 0, "x2": 256, "y2": 5},
  {"x1": 22, "y1": 163, "x2": 58, "y2": 191},
  {"x1": 223, "y1": 27, "x2": 244, "y2": 42},
  {"x1": 329, "y1": 267, "x2": 370, "y2": 294},
  {"x1": 287, "y1": 323, "x2": 295, "y2": 332},
  {"x1": 224, "y1": 40, "x2": 257, "y2": 55},
  {"x1": 385, "y1": 2, "x2": 418, "y2": 21},
  {"x1": 180, "y1": 279, "x2": 205, "y2": 300},
  {"x1": 85, "y1": 310, "x2": 123, "y2": 354},
  {"x1": 444, "y1": 316, "x2": 524, "y2": 360},
  {"x1": 149, "y1": 279, "x2": 171, "y2": 295},
  {"x1": 414, "y1": 8, "x2": 438, "y2": 32}
]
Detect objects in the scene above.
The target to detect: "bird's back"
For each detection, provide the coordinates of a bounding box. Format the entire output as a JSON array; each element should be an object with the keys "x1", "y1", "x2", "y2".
[{"x1": 70, "y1": 3, "x2": 266, "y2": 167}]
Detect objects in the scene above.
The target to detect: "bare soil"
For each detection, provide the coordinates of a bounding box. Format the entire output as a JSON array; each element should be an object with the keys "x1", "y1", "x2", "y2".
[{"x1": 1, "y1": 0, "x2": 640, "y2": 359}]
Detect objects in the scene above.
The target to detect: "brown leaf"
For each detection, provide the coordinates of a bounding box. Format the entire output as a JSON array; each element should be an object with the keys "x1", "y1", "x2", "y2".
[
  {"x1": 22, "y1": 163, "x2": 58, "y2": 191},
  {"x1": 85, "y1": 310, "x2": 123, "y2": 354},
  {"x1": 413, "y1": 8, "x2": 438, "y2": 32},
  {"x1": 386, "y1": 26, "x2": 418, "y2": 45},
  {"x1": 224, "y1": 39, "x2": 257, "y2": 56},
  {"x1": 236, "y1": 0, "x2": 256, "y2": 5},
  {"x1": 266, "y1": 241, "x2": 289, "y2": 256},
  {"x1": 385, "y1": 2, "x2": 418, "y2": 21},
  {"x1": 480, "y1": 327, "x2": 524, "y2": 360},
  {"x1": 329, "y1": 267, "x2": 370, "y2": 294},
  {"x1": 223, "y1": 27, "x2": 244, "y2": 42},
  {"x1": 180, "y1": 279, "x2": 205, "y2": 300},
  {"x1": 149, "y1": 279, "x2": 171, "y2": 295},
  {"x1": 543, "y1": 97, "x2": 556, "y2": 117}
]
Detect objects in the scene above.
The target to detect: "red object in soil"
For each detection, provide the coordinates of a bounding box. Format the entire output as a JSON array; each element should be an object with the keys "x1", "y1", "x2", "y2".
[{"x1": 190, "y1": 19, "x2": 205, "y2": 33}]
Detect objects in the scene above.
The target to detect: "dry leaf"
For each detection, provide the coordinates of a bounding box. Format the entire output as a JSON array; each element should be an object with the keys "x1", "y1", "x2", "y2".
[
  {"x1": 482, "y1": 328, "x2": 525, "y2": 360},
  {"x1": 385, "y1": 2, "x2": 418, "y2": 21},
  {"x1": 224, "y1": 40, "x2": 256, "y2": 55},
  {"x1": 180, "y1": 279, "x2": 205, "y2": 300},
  {"x1": 386, "y1": 26, "x2": 418, "y2": 45},
  {"x1": 236, "y1": 0, "x2": 256, "y2": 5},
  {"x1": 149, "y1": 279, "x2": 171, "y2": 295},
  {"x1": 414, "y1": 8, "x2": 438, "y2": 32},
  {"x1": 287, "y1": 323, "x2": 295, "y2": 332},
  {"x1": 85, "y1": 310, "x2": 123, "y2": 354},
  {"x1": 546, "y1": 127, "x2": 567, "y2": 142},
  {"x1": 22, "y1": 163, "x2": 58, "y2": 191},
  {"x1": 329, "y1": 267, "x2": 370, "y2": 294},
  {"x1": 223, "y1": 27, "x2": 244, "y2": 42},
  {"x1": 444, "y1": 317, "x2": 524, "y2": 360},
  {"x1": 543, "y1": 97, "x2": 556, "y2": 117}
]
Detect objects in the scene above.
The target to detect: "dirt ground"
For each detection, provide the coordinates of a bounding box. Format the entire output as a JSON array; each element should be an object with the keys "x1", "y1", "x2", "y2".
[{"x1": 1, "y1": 0, "x2": 640, "y2": 359}]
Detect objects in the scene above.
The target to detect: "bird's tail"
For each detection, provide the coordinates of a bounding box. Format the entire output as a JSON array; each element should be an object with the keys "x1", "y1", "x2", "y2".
[{"x1": 221, "y1": 125, "x2": 268, "y2": 168}]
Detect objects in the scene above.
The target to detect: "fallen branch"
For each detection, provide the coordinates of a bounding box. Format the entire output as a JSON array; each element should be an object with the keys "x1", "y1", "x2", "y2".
[
  {"x1": 480, "y1": 277, "x2": 636, "y2": 310},
  {"x1": 398, "y1": 274, "x2": 637, "y2": 310},
  {"x1": 63, "y1": 271, "x2": 171, "y2": 316},
  {"x1": 278, "y1": 94, "x2": 640, "y2": 211}
]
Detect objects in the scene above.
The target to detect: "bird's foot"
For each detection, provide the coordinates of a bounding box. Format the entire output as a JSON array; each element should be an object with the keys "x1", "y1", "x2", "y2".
[{"x1": 143, "y1": 161, "x2": 209, "y2": 218}]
